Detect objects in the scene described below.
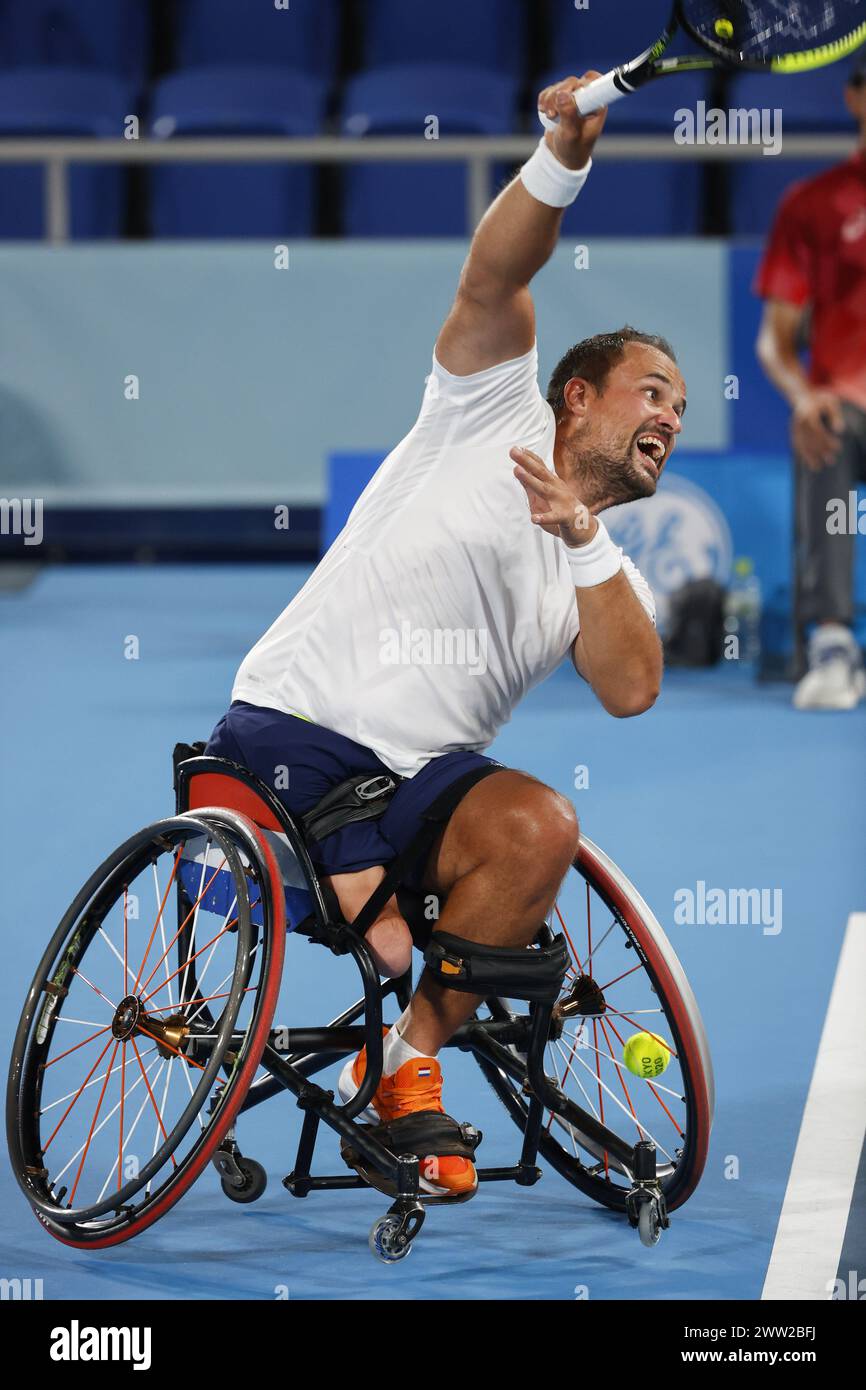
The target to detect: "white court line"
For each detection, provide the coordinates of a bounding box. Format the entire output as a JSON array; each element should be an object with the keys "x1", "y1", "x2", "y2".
[{"x1": 761, "y1": 912, "x2": 866, "y2": 1301}]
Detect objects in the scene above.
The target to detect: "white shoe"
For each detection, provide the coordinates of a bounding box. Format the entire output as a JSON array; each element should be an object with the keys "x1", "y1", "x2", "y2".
[{"x1": 793, "y1": 626, "x2": 866, "y2": 711}]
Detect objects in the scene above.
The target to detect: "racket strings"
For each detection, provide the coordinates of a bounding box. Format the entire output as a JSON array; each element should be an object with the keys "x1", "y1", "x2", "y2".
[{"x1": 681, "y1": 0, "x2": 865, "y2": 57}]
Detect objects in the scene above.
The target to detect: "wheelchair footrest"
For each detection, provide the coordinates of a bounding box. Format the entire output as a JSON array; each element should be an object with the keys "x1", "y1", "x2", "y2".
[{"x1": 340, "y1": 1112, "x2": 481, "y2": 1202}]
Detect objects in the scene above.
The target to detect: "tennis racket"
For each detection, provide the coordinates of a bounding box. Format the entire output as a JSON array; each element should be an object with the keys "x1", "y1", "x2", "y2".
[{"x1": 539, "y1": 0, "x2": 866, "y2": 125}]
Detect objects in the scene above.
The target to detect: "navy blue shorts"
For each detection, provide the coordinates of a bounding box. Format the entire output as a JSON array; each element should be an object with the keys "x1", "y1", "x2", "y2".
[{"x1": 205, "y1": 701, "x2": 501, "y2": 891}]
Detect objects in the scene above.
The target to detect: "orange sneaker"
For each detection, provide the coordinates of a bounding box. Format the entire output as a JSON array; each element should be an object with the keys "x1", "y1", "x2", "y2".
[{"x1": 339, "y1": 1037, "x2": 478, "y2": 1197}]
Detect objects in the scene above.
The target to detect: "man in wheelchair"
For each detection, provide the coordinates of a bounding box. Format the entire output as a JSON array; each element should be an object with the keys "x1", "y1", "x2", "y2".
[{"x1": 207, "y1": 77, "x2": 682, "y2": 1198}]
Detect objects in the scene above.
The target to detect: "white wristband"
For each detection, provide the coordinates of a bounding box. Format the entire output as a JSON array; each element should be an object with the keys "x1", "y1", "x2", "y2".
[
  {"x1": 519, "y1": 139, "x2": 592, "y2": 208},
  {"x1": 563, "y1": 519, "x2": 622, "y2": 588}
]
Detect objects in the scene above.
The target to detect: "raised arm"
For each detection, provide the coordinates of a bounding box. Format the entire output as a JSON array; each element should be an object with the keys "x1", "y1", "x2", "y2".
[{"x1": 435, "y1": 76, "x2": 608, "y2": 377}]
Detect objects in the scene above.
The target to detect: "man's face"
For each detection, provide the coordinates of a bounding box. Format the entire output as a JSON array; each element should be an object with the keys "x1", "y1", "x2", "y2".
[{"x1": 562, "y1": 343, "x2": 687, "y2": 508}]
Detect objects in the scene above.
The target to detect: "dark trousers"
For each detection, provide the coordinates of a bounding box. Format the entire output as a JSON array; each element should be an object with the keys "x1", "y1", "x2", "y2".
[{"x1": 796, "y1": 401, "x2": 866, "y2": 629}]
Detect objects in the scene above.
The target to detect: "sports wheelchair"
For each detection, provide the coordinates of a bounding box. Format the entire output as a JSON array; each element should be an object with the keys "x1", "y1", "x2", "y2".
[{"x1": 7, "y1": 744, "x2": 714, "y2": 1262}]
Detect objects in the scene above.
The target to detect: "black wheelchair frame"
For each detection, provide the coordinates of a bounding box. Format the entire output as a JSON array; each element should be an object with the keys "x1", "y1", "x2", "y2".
[
  {"x1": 6, "y1": 742, "x2": 712, "y2": 1263},
  {"x1": 174, "y1": 748, "x2": 683, "y2": 1258}
]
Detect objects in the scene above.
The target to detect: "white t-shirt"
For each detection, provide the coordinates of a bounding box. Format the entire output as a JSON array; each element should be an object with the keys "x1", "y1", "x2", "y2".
[{"x1": 233, "y1": 345, "x2": 655, "y2": 776}]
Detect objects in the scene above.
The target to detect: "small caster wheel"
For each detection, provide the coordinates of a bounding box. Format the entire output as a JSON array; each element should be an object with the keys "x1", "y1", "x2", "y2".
[
  {"x1": 369, "y1": 1214, "x2": 413, "y2": 1263},
  {"x1": 638, "y1": 1200, "x2": 662, "y2": 1248},
  {"x1": 221, "y1": 1157, "x2": 267, "y2": 1204}
]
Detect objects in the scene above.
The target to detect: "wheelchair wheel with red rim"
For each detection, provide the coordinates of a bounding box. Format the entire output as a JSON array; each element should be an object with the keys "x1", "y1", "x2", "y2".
[
  {"x1": 6, "y1": 809, "x2": 285, "y2": 1247},
  {"x1": 476, "y1": 835, "x2": 714, "y2": 1214}
]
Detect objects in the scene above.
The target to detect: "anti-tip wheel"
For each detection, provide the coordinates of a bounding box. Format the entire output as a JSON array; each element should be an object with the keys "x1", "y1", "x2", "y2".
[
  {"x1": 369, "y1": 1214, "x2": 413, "y2": 1263},
  {"x1": 221, "y1": 1158, "x2": 267, "y2": 1204},
  {"x1": 638, "y1": 1200, "x2": 662, "y2": 1248}
]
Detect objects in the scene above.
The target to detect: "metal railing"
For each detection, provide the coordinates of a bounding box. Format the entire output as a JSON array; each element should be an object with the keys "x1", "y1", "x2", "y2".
[{"x1": 0, "y1": 134, "x2": 855, "y2": 242}]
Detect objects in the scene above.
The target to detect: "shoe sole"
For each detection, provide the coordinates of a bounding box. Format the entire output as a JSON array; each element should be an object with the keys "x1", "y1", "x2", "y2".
[{"x1": 793, "y1": 689, "x2": 861, "y2": 710}]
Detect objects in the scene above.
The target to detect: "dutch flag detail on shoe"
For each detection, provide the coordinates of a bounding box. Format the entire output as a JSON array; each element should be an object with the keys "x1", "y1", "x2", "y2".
[{"x1": 337, "y1": 1039, "x2": 478, "y2": 1196}]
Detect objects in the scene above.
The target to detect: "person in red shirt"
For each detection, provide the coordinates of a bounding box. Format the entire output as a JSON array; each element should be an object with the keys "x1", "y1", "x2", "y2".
[{"x1": 756, "y1": 56, "x2": 866, "y2": 710}]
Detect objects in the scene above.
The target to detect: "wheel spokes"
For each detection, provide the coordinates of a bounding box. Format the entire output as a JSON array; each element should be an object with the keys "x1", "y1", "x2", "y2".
[
  {"x1": 543, "y1": 862, "x2": 688, "y2": 1183},
  {"x1": 42, "y1": 1033, "x2": 116, "y2": 1152},
  {"x1": 20, "y1": 818, "x2": 279, "y2": 1230},
  {"x1": 130, "y1": 1037, "x2": 177, "y2": 1168},
  {"x1": 131, "y1": 844, "x2": 183, "y2": 994},
  {"x1": 137, "y1": 855, "x2": 227, "y2": 998},
  {"x1": 67, "y1": 1038, "x2": 121, "y2": 1206}
]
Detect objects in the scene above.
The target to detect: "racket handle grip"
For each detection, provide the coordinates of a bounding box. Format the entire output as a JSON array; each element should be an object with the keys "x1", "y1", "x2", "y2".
[{"x1": 538, "y1": 69, "x2": 625, "y2": 130}]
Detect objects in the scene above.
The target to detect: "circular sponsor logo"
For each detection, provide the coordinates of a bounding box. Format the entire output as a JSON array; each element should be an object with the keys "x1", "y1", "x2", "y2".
[{"x1": 604, "y1": 474, "x2": 733, "y2": 631}]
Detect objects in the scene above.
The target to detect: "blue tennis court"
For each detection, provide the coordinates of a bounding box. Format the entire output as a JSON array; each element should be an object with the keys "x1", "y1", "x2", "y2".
[
  {"x1": 2, "y1": 0, "x2": 866, "y2": 1319},
  {"x1": 2, "y1": 564, "x2": 863, "y2": 1301}
]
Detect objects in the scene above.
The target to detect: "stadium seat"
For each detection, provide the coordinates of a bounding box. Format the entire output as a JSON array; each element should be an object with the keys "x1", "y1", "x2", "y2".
[
  {"x1": 0, "y1": 68, "x2": 133, "y2": 239},
  {"x1": 341, "y1": 64, "x2": 518, "y2": 236},
  {"x1": 533, "y1": 68, "x2": 708, "y2": 235},
  {"x1": 548, "y1": 0, "x2": 665, "y2": 70},
  {"x1": 559, "y1": 160, "x2": 703, "y2": 237},
  {"x1": 725, "y1": 60, "x2": 854, "y2": 236},
  {"x1": 175, "y1": 0, "x2": 338, "y2": 81},
  {"x1": 363, "y1": 0, "x2": 526, "y2": 76},
  {"x1": 149, "y1": 67, "x2": 327, "y2": 238},
  {"x1": 0, "y1": 0, "x2": 149, "y2": 85},
  {"x1": 727, "y1": 69, "x2": 856, "y2": 131},
  {"x1": 730, "y1": 158, "x2": 840, "y2": 237}
]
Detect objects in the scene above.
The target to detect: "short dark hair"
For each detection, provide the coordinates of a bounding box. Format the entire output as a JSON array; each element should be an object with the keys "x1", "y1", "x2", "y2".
[{"x1": 546, "y1": 326, "x2": 678, "y2": 417}]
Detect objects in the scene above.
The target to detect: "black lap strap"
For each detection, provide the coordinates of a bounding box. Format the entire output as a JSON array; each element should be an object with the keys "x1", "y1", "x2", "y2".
[
  {"x1": 349, "y1": 763, "x2": 502, "y2": 940},
  {"x1": 301, "y1": 772, "x2": 401, "y2": 844}
]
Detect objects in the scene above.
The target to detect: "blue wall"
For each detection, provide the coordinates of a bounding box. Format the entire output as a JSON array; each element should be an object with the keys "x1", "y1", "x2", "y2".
[
  {"x1": 1, "y1": 240, "x2": 728, "y2": 507},
  {"x1": 730, "y1": 244, "x2": 791, "y2": 451},
  {"x1": 3, "y1": 239, "x2": 861, "y2": 638}
]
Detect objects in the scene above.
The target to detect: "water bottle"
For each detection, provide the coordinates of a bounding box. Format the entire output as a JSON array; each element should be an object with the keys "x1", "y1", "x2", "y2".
[{"x1": 724, "y1": 557, "x2": 762, "y2": 665}]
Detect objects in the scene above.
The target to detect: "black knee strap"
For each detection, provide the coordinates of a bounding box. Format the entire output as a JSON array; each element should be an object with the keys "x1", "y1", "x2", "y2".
[{"x1": 424, "y1": 930, "x2": 569, "y2": 1004}]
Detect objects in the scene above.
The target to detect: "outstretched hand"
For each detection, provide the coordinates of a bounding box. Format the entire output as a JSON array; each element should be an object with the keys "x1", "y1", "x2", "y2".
[
  {"x1": 537, "y1": 73, "x2": 608, "y2": 171},
  {"x1": 511, "y1": 446, "x2": 598, "y2": 548}
]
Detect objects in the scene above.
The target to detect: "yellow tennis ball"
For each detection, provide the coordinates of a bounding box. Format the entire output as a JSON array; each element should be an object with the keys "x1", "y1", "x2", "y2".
[
  {"x1": 714, "y1": 17, "x2": 734, "y2": 40},
  {"x1": 623, "y1": 1031, "x2": 671, "y2": 1079}
]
